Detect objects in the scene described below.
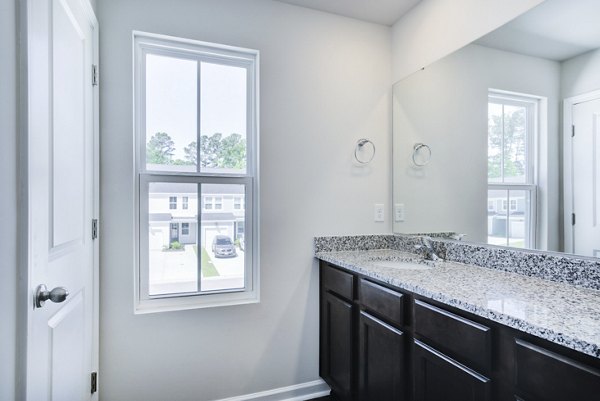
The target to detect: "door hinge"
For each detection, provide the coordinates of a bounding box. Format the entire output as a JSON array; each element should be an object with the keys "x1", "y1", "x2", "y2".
[
  {"x1": 572, "y1": 124, "x2": 575, "y2": 137},
  {"x1": 91, "y1": 371, "x2": 98, "y2": 394},
  {"x1": 572, "y1": 213, "x2": 576, "y2": 226},
  {"x1": 92, "y1": 64, "x2": 98, "y2": 86},
  {"x1": 92, "y1": 219, "x2": 98, "y2": 240}
]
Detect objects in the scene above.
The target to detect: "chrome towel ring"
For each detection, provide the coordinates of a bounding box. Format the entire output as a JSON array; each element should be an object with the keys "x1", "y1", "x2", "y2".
[
  {"x1": 355, "y1": 138, "x2": 376, "y2": 164},
  {"x1": 412, "y1": 143, "x2": 431, "y2": 167}
]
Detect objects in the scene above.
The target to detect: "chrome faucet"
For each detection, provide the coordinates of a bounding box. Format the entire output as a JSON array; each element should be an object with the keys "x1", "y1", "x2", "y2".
[{"x1": 414, "y1": 236, "x2": 442, "y2": 261}]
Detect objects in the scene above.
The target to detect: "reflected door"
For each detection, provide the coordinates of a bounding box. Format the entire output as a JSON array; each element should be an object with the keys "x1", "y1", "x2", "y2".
[
  {"x1": 572, "y1": 98, "x2": 600, "y2": 257},
  {"x1": 25, "y1": 0, "x2": 97, "y2": 399}
]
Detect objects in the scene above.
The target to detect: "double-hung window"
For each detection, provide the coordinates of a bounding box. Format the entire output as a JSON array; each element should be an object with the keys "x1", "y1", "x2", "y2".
[
  {"x1": 134, "y1": 32, "x2": 259, "y2": 312},
  {"x1": 487, "y1": 91, "x2": 537, "y2": 249}
]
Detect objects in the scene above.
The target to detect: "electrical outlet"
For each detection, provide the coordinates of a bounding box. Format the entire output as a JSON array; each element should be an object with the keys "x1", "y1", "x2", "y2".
[
  {"x1": 374, "y1": 204, "x2": 385, "y2": 222},
  {"x1": 395, "y1": 203, "x2": 405, "y2": 222}
]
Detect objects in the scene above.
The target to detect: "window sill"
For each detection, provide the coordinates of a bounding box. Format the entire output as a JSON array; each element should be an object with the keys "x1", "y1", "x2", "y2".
[{"x1": 134, "y1": 290, "x2": 259, "y2": 314}]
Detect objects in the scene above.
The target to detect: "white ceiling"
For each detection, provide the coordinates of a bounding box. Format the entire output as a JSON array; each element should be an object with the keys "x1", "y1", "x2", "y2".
[
  {"x1": 273, "y1": 0, "x2": 422, "y2": 26},
  {"x1": 475, "y1": 0, "x2": 600, "y2": 61}
]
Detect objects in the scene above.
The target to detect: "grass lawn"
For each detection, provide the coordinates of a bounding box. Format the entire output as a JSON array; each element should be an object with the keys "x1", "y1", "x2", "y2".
[{"x1": 193, "y1": 245, "x2": 220, "y2": 278}]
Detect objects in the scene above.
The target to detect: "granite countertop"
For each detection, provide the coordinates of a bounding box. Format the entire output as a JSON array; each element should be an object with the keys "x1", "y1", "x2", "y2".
[{"x1": 316, "y1": 248, "x2": 600, "y2": 359}]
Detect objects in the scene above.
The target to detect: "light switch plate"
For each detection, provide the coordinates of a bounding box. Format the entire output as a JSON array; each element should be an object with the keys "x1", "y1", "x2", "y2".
[
  {"x1": 395, "y1": 203, "x2": 405, "y2": 222},
  {"x1": 374, "y1": 204, "x2": 385, "y2": 222}
]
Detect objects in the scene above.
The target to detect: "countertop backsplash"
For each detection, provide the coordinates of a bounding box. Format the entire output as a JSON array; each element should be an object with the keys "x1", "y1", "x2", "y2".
[{"x1": 314, "y1": 234, "x2": 600, "y2": 291}]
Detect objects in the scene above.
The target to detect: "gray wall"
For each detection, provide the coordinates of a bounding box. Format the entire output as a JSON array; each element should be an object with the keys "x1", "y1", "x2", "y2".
[
  {"x1": 561, "y1": 48, "x2": 600, "y2": 99},
  {"x1": 98, "y1": 0, "x2": 391, "y2": 399},
  {"x1": 393, "y1": 44, "x2": 561, "y2": 249},
  {"x1": 0, "y1": 0, "x2": 17, "y2": 400}
]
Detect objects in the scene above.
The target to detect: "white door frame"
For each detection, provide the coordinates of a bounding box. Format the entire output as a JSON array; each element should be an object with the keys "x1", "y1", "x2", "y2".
[
  {"x1": 563, "y1": 89, "x2": 600, "y2": 253},
  {"x1": 17, "y1": 0, "x2": 100, "y2": 398}
]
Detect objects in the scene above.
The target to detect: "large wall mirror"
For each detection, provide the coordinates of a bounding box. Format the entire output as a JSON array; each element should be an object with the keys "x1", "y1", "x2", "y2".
[{"x1": 392, "y1": 0, "x2": 600, "y2": 258}]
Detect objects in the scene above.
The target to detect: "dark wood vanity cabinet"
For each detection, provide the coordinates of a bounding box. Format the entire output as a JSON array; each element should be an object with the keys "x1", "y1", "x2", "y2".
[
  {"x1": 321, "y1": 291, "x2": 354, "y2": 399},
  {"x1": 513, "y1": 339, "x2": 600, "y2": 401},
  {"x1": 413, "y1": 299, "x2": 492, "y2": 401},
  {"x1": 320, "y1": 264, "x2": 409, "y2": 401},
  {"x1": 358, "y1": 311, "x2": 406, "y2": 401},
  {"x1": 319, "y1": 260, "x2": 600, "y2": 401},
  {"x1": 413, "y1": 339, "x2": 490, "y2": 401},
  {"x1": 320, "y1": 265, "x2": 355, "y2": 400}
]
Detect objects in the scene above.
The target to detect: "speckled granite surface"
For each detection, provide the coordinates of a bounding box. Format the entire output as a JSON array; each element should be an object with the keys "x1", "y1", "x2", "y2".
[
  {"x1": 315, "y1": 248, "x2": 600, "y2": 359},
  {"x1": 315, "y1": 234, "x2": 600, "y2": 291}
]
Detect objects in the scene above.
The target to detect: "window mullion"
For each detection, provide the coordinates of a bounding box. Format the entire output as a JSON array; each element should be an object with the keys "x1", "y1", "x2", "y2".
[
  {"x1": 196, "y1": 60, "x2": 201, "y2": 174},
  {"x1": 501, "y1": 104, "x2": 505, "y2": 183},
  {"x1": 197, "y1": 182, "x2": 202, "y2": 293},
  {"x1": 506, "y1": 189, "x2": 511, "y2": 247}
]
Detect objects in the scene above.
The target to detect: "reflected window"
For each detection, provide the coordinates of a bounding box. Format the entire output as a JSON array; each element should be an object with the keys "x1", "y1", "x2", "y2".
[{"x1": 487, "y1": 92, "x2": 538, "y2": 248}]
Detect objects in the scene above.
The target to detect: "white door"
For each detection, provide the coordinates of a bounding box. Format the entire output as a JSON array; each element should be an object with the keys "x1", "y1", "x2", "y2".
[
  {"x1": 24, "y1": 0, "x2": 98, "y2": 400},
  {"x1": 572, "y1": 97, "x2": 600, "y2": 257}
]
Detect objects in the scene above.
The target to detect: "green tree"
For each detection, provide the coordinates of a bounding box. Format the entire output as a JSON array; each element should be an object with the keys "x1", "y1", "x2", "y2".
[
  {"x1": 184, "y1": 141, "x2": 197, "y2": 165},
  {"x1": 219, "y1": 134, "x2": 246, "y2": 169},
  {"x1": 147, "y1": 132, "x2": 175, "y2": 165},
  {"x1": 488, "y1": 107, "x2": 526, "y2": 181},
  {"x1": 200, "y1": 133, "x2": 222, "y2": 168}
]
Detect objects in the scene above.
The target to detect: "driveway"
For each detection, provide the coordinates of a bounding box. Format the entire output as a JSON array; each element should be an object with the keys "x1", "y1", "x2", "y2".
[{"x1": 148, "y1": 244, "x2": 246, "y2": 294}]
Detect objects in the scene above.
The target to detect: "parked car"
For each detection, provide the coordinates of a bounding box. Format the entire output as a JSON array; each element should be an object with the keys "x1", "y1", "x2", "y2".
[{"x1": 212, "y1": 235, "x2": 237, "y2": 258}]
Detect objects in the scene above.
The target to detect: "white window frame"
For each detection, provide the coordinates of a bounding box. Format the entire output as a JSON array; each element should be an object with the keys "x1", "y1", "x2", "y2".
[
  {"x1": 134, "y1": 32, "x2": 260, "y2": 313},
  {"x1": 214, "y1": 196, "x2": 223, "y2": 210},
  {"x1": 182, "y1": 196, "x2": 189, "y2": 210},
  {"x1": 488, "y1": 91, "x2": 538, "y2": 249}
]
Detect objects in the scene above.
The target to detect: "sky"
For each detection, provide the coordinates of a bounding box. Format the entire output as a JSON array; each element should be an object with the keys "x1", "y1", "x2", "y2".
[{"x1": 145, "y1": 53, "x2": 247, "y2": 160}]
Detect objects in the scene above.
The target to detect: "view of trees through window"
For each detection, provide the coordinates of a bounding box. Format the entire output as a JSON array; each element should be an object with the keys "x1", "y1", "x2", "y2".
[
  {"x1": 488, "y1": 103, "x2": 527, "y2": 183},
  {"x1": 146, "y1": 131, "x2": 246, "y2": 170}
]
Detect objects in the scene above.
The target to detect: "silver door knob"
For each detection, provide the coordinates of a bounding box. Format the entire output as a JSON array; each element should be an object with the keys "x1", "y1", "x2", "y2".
[{"x1": 35, "y1": 284, "x2": 69, "y2": 308}]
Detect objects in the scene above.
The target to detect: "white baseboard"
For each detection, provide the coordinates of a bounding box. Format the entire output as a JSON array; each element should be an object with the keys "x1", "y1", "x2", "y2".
[{"x1": 211, "y1": 379, "x2": 331, "y2": 401}]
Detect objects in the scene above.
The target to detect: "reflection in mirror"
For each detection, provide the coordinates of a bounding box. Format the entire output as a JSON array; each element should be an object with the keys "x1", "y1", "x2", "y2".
[{"x1": 392, "y1": 0, "x2": 600, "y2": 258}]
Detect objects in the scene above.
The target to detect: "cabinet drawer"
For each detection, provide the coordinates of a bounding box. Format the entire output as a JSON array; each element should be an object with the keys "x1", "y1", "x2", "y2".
[
  {"x1": 515, "y1": 339, "x2": 600, "y2": 401},
  {"x1": 414, "y1": 300, "x2": 491, "y2": 374},
  {"x1": 321, "y1": 263, "x2": 354, "y2": 300},
  {"x1": 414, "y1": 339, "x2": 491, "y2": 401},
  {"x1": 359, "y1": 278, "x2": 404, "y2": 326}
]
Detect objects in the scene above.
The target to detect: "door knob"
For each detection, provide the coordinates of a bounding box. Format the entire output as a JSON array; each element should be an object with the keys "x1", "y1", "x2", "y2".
[{"x1": 35, "y1": 284, "x2": 69, "y2": 308}]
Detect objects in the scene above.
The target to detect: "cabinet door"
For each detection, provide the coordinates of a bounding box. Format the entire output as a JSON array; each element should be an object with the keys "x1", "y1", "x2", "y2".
[
  {"x1": 321, "y1": 291, "x2": 354, "y2": 400},
  {"x1": 358, "y1": 311, "x2": 406, "y2": 401},
  {"x1": 514, "y1": 339, "x2": 600, "y2": 401},
  {"x1": 414, "y1": 340, "x2": 491, "y2": 401}
]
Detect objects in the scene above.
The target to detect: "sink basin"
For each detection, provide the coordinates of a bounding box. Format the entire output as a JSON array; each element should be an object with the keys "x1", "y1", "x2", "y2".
[{"x1": 374, "y1": 260, "x2": 433, "y2": 270}]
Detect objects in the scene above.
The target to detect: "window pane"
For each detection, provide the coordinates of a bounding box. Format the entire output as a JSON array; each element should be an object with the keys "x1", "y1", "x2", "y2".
[
  {"x1": 502, "y1": 105, "x2": 527, "y2": 184},
  {"x1": 148, "y1": 182, "x2": 198, "y2": 295},
  {"x1": 200, "y1": 183, "x2": 246, "y2": 292},
  {"x1": 508, "y1": 190, "x2": 530, "y2": 249},
  {"x1": 146, "y1": 54, "x2": 198, "y2": 172},
  {"x1": 488, "y1": 102, "x2": 503, "y2": 183},
  {"x1": 488, "y1": 189, "x2": 532, "y2": 248},
  {"x1": 200, "y1": 62, "x2": 247, "y2": 174},
  {"x1": 487, "y1": 189, "x2": 508, "y2": 246}
]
